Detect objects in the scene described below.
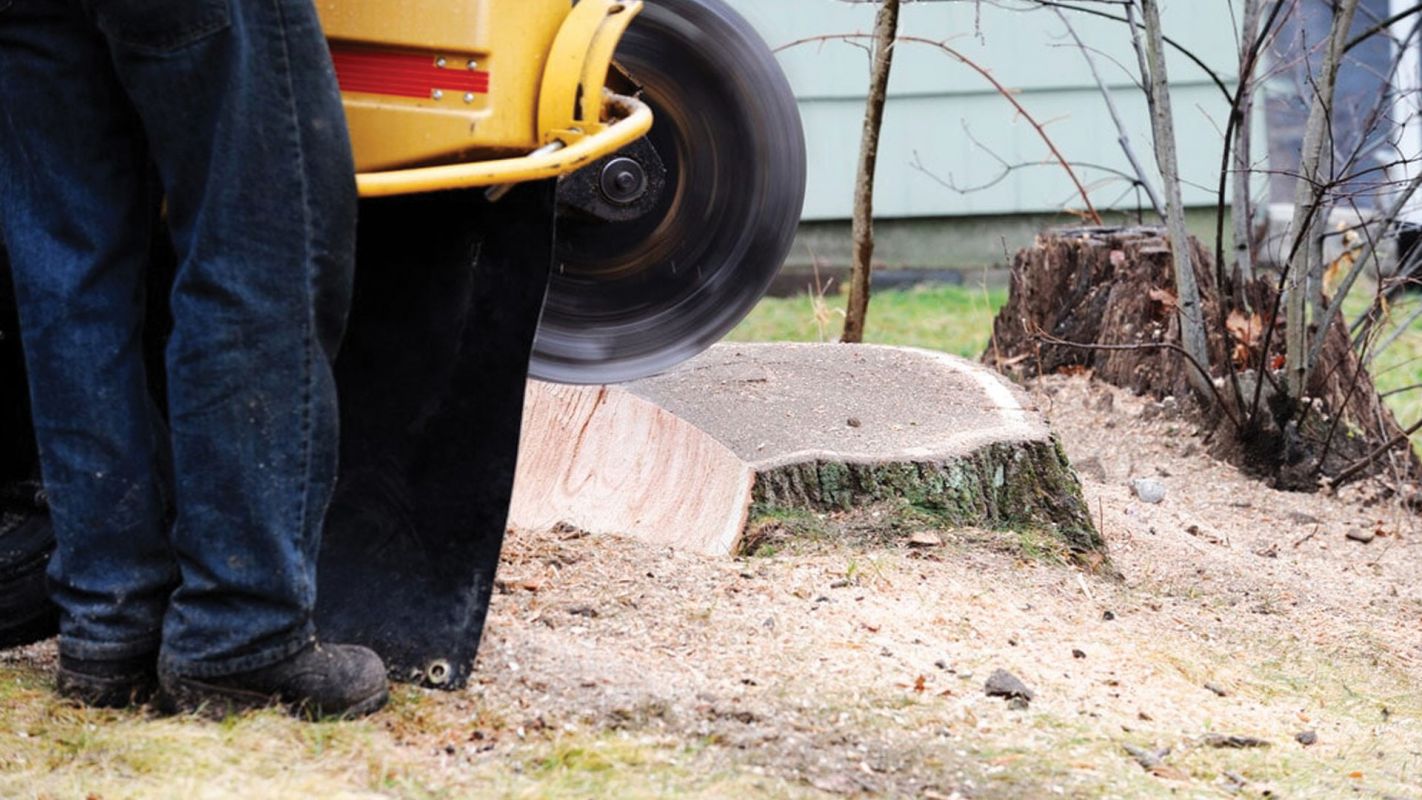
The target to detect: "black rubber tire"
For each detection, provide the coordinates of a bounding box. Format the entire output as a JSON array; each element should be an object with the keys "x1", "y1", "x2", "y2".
[{"x1": 531, "y1": 0, "x2": 807, "y2": 384}]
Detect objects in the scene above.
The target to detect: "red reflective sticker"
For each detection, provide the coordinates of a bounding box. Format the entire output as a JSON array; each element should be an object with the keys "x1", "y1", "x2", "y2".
[{"x1": 332, "y1": 48, "x2": 489, "y2": 99}]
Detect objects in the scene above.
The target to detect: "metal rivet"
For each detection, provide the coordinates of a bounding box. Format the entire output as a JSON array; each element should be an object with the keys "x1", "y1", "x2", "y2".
[
  {"x1": 467, "y1": 59, "x2": 479, "y2": 70},
  {"x1": 435, "y1": 56, "x2": 447, "y2": 68},
  {"x1": 427, "y1": 660, "x2": 453, "y2": 686},
  {"x1": 431, "y1": 89, "x2": 444, "y2": 100},
  {"x1": 463, "y1": 92, "x2": 475, "y2": 104}
]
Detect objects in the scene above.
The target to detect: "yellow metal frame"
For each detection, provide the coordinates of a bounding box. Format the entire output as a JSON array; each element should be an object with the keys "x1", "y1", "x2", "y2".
[
  {"x1": 319, "y1": 0, "x2": 649, "y2": 198},
  {"x1": 356, "y1": 93, "x2": 652, "y2": 198}
]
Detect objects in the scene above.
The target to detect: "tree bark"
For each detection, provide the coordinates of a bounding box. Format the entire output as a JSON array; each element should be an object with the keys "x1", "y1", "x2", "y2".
[
  {"x1": 841, "y1": 0, "x2": 900, "y2": 344},
  {"x1": 1284, "y1": 0, "x2": 1359, "y2": 400},
  {"x1": 1232, "y1": 0, "x2": 1264, "y2": 285},
  {"x1": 1138, "y1": 0, "x2": 1213, "y2": 402}
]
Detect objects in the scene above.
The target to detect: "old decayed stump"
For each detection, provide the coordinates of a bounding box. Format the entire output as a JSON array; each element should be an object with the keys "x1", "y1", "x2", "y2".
[
  {"x1": 985, "y1": 226, "x2": 1421, "y2": 487},
  {"x1": 510, "y1": 343, "x2": 1108, "y2": 569}
]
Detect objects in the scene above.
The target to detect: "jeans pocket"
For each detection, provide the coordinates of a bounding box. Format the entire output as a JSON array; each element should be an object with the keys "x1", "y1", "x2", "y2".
[{"x1": 95, "y1": 0, "x2": 231, "y2": 55}]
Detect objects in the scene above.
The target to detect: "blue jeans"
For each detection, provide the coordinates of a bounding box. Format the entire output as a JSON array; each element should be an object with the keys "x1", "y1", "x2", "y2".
[{"x1": 0, "y1": 0, "x2": 355, "y2": 676}]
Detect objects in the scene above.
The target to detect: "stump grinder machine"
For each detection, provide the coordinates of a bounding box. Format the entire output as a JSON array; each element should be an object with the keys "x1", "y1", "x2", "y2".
[{"x1": 0, "y1": 0, "x2": 806, "y2": 689}]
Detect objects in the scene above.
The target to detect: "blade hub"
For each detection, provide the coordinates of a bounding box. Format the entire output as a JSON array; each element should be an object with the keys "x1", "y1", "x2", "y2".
[{"x1": 599, "y1": 157, "x2": 648, "y2": 205}]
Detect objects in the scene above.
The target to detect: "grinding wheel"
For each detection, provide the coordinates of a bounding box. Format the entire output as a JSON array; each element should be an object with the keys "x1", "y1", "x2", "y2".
[{"x1": 532, "y1": 0, "x2": 807, "y2": 385}]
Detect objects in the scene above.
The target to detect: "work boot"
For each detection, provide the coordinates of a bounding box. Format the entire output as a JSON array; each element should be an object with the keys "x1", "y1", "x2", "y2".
[
  {"x1": 56, "y1": 652, "x2": 159, "y2": 709},
  {"x1": 157, "y1": 642, "x2": 389, "y2": 721}
]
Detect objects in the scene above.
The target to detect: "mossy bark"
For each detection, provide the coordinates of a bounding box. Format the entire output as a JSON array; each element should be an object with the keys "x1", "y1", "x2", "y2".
[{"x1": 750, "y1": 436, "x2": 1107, "y2": 569}]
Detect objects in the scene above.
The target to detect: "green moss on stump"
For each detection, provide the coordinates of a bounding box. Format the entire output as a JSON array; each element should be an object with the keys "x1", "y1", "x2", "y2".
[{"x1": 749, "y1": 436, "x2": 1108, "y2": 571}]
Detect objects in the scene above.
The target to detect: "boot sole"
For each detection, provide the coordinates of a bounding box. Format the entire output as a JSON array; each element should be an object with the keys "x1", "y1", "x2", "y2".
[
  {"x1": 56, "y1": 669, "x2": 157, "y2": 709},
  {"x1": 157, "y1": 676, "x2": 389, "y2": 721}
]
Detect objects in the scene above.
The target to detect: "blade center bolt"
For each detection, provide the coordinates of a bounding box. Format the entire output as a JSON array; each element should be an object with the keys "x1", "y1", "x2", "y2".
[{"x1": 599, "y1": 157, "x2": 648, "y2": 205}]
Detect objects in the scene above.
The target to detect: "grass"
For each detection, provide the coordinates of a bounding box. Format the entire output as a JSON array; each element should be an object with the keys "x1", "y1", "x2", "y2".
[
  {"x1": 728, "y1": 282, "x2": 1008, "y2": 359},
  {"x1": 0, "y1": 662, "x2": 822, "y2": 800}
]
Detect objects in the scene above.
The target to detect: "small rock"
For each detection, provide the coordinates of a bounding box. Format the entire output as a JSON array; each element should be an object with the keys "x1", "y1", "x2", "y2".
[
  {"x1": 907, "y1": 531, "x2": 944, "y2": 548},
  {"x1": 1204, "y1": 682, "x2": 1229, "y2": 697},
  {"x1": 567, "y1": 605, "x2": 600, "y2": 618},
  {"x1": 1346, "y1": 529, "x2": 1376, "y2": 544},
  {"x1": 1123, "y1": 744, "x2": 1169, "y2": 771},
  {"x1": 1102, "y1": 610, "x2": 1117, "y2": 621},
  {"x1": 1007, "y1": 696, "x2": 1030, "y2": 710},
  {"x1": 1202, "y1": 734, "x2": 1271, "y2": 749},
  {"x1": 1287, "y1": 511, "x2": 1321, "y2": 525},
  {"x1": 847, "y1": 417, "x2": 862, "y2": 429},
  {"x1": 934, "y1": 659, "x2": 950, "y2": 671},
  {"x1": 1072, "y1": 649, "x2": 1087, "y2": 659},
  {"x1": 1295, "y1": 730, "x2": 1318, "y2": 747},
  {"x1": 984, "y1": 669, "x2": 1035, "y2": 704},
  {"x1": 1131, "y1": 478, "x2": 1167, "y2": 504}
]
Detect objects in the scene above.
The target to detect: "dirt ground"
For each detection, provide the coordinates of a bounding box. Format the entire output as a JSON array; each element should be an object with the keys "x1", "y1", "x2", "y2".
[{"x1": 3, "y1": 374, "x2": 1421, "y2": 799}]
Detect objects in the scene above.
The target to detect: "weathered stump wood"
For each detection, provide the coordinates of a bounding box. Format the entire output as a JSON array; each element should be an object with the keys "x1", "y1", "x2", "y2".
[
  {"x1": 985, "y1": 226, "x2": 1421, "y2": 487},
  {"x1": 510, "y1": 343, "x2": 1104, "y2": 562}
]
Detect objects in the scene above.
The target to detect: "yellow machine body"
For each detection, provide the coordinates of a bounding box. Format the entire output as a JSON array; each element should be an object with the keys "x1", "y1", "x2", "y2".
[{"x1": 316, "y1": 0, "x2": 651, "y2": 197}]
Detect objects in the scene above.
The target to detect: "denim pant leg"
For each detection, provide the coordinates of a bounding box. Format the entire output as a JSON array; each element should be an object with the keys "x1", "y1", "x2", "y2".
[
  {"x1": 0, "y1": 0, "x2": 175, "y2": 661},
  {"x1": 91, "y1": 0, "x2": 357, "y2": 676}
]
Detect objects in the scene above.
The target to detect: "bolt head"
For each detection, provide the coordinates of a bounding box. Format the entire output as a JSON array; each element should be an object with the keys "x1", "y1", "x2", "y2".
[
  {"x1": 464, "y1": 92, "x2": 476, "y2": 103},
  {"x1": 435, "y1": 56, "x2": 447, "y2": 68},
  {"x1": 431, "y1": 89, "x2": 444, "y2": 100}
]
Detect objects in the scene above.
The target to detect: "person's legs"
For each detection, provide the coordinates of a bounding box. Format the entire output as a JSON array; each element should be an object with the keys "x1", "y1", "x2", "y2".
[
  {"x1": 90, "y1": 0, "x2": 359, "y2": 679},
  {"x1": 0, "y1": 0, "x2": 176, "y2": 674}
]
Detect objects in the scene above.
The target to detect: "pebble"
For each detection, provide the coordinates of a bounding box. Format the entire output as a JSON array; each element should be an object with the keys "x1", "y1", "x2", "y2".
[
  {"x1": 984, "y1": 669, "x2": 1035, "y2": 704},
  {"x1": 1131, "y1": 478, "x2": 1167, "y2": 504},
  {"x1": 1295, "y1": 730, "x2": 1318, "y2": 747},
  {"x1": 907, "y1": 531, "x2": 944, "y2": 548},
  {"x1": 1346, "y1": 529, "x2": 1376, "y2": 544}
]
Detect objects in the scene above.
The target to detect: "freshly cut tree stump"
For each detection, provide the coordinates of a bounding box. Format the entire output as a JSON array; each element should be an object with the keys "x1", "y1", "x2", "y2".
[{"x1": 510, "y1": 343, "x2": 1103, "y2": 562}]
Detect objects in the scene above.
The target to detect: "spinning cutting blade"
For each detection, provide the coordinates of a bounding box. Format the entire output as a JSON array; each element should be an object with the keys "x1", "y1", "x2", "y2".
[{"x1": 531, "y1": 0, "x2": 807, "y2": 385}]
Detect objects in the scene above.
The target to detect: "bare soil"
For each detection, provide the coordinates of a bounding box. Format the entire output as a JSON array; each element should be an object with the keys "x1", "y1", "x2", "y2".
[{"x1": 3, "y1": 374, "x2": 1421, "y2": 799}]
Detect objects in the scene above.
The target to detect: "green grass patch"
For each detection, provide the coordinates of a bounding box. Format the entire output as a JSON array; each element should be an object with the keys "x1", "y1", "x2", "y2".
[{"x1": 729, "y1": 283, "x2": 1008, "y2": 358}]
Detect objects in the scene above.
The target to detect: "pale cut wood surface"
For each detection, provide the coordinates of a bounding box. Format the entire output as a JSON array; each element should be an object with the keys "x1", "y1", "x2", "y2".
[{"x1": 509, "y1": 383, "x2": 754, "y2": 556}]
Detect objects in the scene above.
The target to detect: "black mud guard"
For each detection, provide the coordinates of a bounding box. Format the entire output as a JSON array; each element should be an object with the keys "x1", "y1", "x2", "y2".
[{"x1": 315, "y1": 181, "x2": 556, "y2": 690}]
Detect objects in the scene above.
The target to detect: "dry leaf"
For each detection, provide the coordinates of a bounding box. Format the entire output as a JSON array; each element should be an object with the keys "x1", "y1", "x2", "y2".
[{"x1": 1149, "y1": 288, "x2": 1178, "y2": 310}]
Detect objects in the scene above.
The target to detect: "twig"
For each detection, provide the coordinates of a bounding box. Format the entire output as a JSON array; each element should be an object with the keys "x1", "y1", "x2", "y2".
[
  {"x1": 1138, "y1": 0, "x2": 1214, "y2": 402},
  {"x1": 1052, "y1": 6, "x2": 1164, "y2": 220},
  {"x1": 1027, "y1": 323, "x2": 1244, "y2": 430},
  {"x1": 1333, "y1": 415, "x2": 1422, "y2": 485},
  {"x1": 777, "y1": 32, "x2": 1103, "y2": 224}
]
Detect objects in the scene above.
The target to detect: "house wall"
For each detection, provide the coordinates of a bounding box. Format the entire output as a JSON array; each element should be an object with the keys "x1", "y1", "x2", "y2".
[{"x1": 721, "y1": 0, "x2": 1245, "y2": 227}]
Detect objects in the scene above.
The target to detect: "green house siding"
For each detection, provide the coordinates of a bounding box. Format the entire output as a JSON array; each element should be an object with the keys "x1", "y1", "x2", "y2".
[{"x1": 722, "y1": 0, "x2": 1242, "y2": 222}]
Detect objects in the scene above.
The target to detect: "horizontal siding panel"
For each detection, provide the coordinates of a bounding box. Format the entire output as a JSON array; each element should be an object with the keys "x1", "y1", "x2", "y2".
[{"x1": 722, "y1": 0, "x2": 1246, "y2": 220}]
